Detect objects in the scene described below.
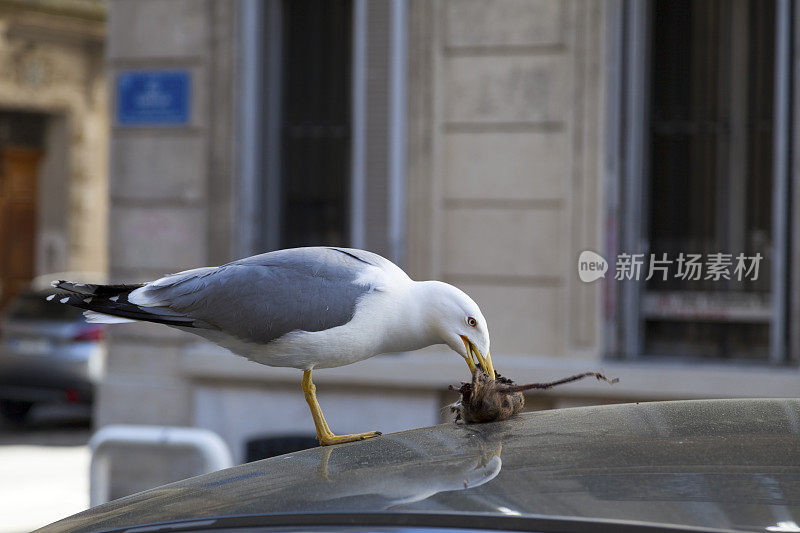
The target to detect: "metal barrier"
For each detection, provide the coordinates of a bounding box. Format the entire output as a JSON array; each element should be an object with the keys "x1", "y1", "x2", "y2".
[{"x1": 88, "y1": 425, "x2": 234, "y2": 507}]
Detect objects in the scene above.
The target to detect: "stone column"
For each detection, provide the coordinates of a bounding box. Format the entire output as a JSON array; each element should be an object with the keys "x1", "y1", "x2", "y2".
[{"x1": 100, "y1": 0, "x2": 236, "y2": 499}]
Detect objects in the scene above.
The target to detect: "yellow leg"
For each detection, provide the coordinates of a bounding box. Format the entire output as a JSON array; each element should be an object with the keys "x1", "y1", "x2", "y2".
[{"x1": 302, "y1": 369, "x2": 382, "y2": 446}]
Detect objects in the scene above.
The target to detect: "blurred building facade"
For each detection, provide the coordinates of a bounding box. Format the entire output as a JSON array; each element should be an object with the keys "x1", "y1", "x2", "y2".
[
  {"x1": 100, "y1": 0, "x2": 800, "y2": 497},
  {"x1": 0, "y1": 0, "x2": 107, "y2": 310}
]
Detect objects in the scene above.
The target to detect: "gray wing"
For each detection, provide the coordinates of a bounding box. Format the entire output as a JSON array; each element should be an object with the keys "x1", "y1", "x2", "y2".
[{"x1": 129, "y1": 247, "x2": 381, "y2": 343}]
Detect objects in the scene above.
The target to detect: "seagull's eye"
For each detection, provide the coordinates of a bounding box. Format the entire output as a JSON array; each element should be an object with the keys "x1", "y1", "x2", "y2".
[{"x1": 466, "y1": 316, "x2": 477, "y2": 327}]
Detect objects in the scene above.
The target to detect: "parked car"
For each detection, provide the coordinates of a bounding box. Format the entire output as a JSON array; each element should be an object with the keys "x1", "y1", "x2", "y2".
[
  {"x1": 0, "y1": 287, "x2": 105, "y2": 423},
  {"x1": 39, "y1": 398, "x2": 800, "y2": 532}
]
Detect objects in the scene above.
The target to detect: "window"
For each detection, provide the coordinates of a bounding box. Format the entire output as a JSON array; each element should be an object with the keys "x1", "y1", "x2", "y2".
[
  {"x1": 608, "y1": 0, "x2": 794, "y2": 362},
  {"x1": 253, "y1": 0, "x2": 353, "y2": 251},
  {"x1": 238, "y1": 0, "x2": 406, "y2": 263},
  {"x1": 280, "y1": 0, "x2": 352, "y2": 248}
]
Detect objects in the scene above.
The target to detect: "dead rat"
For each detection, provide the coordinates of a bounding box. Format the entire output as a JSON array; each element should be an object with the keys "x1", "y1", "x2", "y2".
[{"x1": 449, "y1": 368, "x2": 618, "y2": 424}]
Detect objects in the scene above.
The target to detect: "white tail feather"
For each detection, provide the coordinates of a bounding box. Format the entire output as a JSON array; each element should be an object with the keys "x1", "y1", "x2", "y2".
[{"x1": 84, "y1": 311, "x2": 136, "y2": 324}]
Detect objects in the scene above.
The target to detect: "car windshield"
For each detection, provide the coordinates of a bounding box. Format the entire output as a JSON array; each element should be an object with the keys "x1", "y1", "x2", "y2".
[{"x1": 5, "y1": 293, "x2": 85, "y2": 321}]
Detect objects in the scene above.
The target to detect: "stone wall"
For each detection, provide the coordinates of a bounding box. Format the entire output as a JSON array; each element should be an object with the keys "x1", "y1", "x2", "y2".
[{"x1": 407, "y1": 0, "x2": 605, "y2": 359}]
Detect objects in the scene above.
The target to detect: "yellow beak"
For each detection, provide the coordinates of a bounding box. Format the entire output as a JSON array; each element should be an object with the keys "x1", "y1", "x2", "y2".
[{"x1": 460, "y1": 335, "x2": 495, "y2": 379}]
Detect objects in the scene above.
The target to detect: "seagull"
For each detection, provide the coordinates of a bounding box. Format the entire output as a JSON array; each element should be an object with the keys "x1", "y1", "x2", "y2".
[{"x1": 50, "y1": 247, "x2": 493, "y2": 445}]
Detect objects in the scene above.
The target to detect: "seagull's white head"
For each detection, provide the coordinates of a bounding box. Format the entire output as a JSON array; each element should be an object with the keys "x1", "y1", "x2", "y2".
[{"x1": 417, "y1": 281, "x2": 493, "y2": 378}]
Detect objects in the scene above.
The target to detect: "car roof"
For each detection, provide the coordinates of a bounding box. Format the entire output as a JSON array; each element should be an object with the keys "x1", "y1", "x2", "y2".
[{"x1": 40, "y1": 398, "x2": 800, "y2": 533}]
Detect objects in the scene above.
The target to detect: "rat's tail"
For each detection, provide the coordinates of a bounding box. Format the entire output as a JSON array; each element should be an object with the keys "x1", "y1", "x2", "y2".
[{"x1": 503, "y1": 372, "x2": 618, "y2": 392}]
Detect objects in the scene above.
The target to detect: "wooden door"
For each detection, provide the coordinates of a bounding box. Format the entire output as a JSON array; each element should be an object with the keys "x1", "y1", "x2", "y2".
[{"x1": 0, "y1": 146, "x2": 41, "y2": 311}]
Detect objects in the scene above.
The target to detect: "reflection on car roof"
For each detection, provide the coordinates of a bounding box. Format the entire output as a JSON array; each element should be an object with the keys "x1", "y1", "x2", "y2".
[{"x1": 40, "y1": 398, "x2": 800, "y2": 533}]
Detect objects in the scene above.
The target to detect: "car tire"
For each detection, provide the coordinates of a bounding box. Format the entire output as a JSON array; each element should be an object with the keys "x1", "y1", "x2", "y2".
[{"x1": 0, "y1": 400, "x2": 34, "y2": 424}]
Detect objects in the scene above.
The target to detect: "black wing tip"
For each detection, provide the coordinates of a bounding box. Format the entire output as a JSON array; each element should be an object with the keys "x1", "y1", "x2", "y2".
[
  {"x1": 43, "y1": 291, "x2": 197, "y2": 328},
  {"x1": 328, "y1": 247, "x2": 373, "y2": 266},
  {"x1": 49, "y1": 281, "x2": 146, "y2": 297},
  {"x1": 51, "y1": 280, "x2": 96, "y2": 295},
  {"x1": 44, "y1": 293, "x2": 88, "y2": 305}
]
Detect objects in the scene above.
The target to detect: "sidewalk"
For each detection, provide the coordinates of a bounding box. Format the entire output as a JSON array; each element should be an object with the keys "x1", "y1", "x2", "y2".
[{"x1": 0, "y1": 406, "x2": 90, "y2": 532}]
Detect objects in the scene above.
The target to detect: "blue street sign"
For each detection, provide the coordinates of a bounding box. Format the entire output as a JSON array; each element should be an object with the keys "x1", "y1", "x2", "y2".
[{"x1": 117, "y1": 70, "x2": 191, "y2": 126}]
